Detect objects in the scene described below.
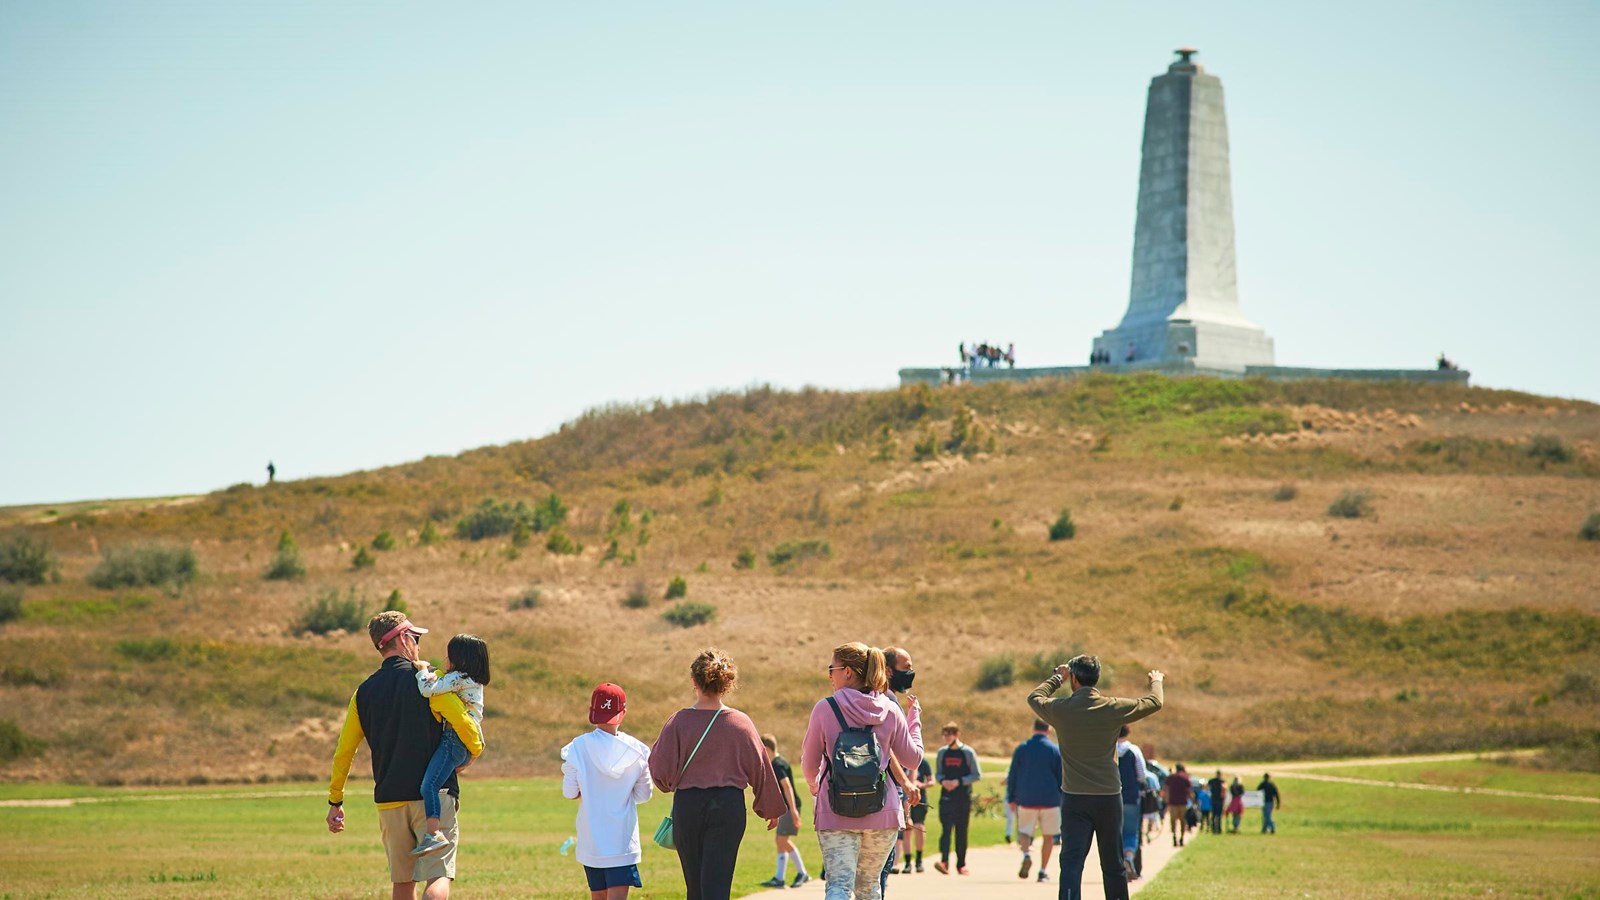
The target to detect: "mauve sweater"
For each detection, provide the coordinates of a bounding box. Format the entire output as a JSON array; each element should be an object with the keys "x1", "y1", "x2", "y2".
[
  {"x1": 800, "y1": 688, "x2": 923, "y2": 832},
  {"x1": 648, "y1": 706, "x2": 788, "y2": 820}
]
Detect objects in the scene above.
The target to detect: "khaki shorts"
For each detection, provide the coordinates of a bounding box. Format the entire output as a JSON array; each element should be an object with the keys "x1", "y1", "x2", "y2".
[
  {"x1": 377, "y1": 793, "x2": 458, "y2": 884},
  {"x1": 1015, "y1": 805, "x2": 1062, "y2": 837}
]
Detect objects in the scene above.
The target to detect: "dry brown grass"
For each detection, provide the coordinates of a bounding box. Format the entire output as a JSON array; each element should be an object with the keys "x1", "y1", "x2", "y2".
[{"x1": 1, "y1": 376, "x2": 1597, "y2": 785}]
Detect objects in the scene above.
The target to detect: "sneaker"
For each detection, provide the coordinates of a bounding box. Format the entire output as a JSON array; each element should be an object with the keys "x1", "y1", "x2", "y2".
[
  {"x1": 934, "y1": 861, "x2": 949, "y2": 875},
  {"x1": 1122, "y1": 856, "x2": 1138, "y2": 881},
  {"x1": 957, "y1": 867, "x2": 970, "y2": 875},
  {"x1": 915, "y1": 861, "x2": 924, "y2": 873},
  {"x1": 1019, "y1": 856, "x2": 1032, "y2": 880},
  {"x1": 789, "y1": 873, "x2": 810, "y2": 889},
  {"x1": 1038, "y1": 871, "x2": 1050, "y2": 883},
  {"x1": 760, "y1": 877, "x2": 786, "y2": 888},
  {"x1": 409, "y1": 832, "x2": 448, "y2": 857}
]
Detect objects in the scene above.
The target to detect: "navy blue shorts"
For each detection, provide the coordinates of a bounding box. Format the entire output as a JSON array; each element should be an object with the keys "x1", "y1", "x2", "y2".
[{"x1": 584, "y1": 864, "x2": 642, "y2": 891}]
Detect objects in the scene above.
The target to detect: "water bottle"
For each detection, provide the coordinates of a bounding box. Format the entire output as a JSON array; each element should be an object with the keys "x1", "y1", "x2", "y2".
[{"x1": 559, "y1": 836, "x2": 575, "y2": 856}]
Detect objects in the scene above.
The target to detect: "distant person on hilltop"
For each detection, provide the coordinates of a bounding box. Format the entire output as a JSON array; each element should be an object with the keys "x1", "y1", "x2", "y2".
[
  {"x1": 1029, "y1": 655, "x2": 1164, "y2": 900},
  {"x1": 267, "y1": 460, "x2": 276, "y2": 483},
  {"x1": 325, "y1": 612, "x2": 484, "y2": 900},
  {"x1": 561, "y1": 683, "x2": 653, "y2": 899}
]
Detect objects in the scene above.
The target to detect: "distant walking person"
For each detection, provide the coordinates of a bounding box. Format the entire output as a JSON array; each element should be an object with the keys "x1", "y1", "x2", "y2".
[
  {"x1": 800, "y1": 642, "x2": 922, "y2": 900},
  {"x1": 1007, "y1": 720, "x2": 1063, "y2": 884},
  {"x1": 759, "y1": 734, "x2": 810, "y2": 889},
  {"x1": 649, "y1": 649, "x2": 787, "y2": 900},
  {"x1": 561, "y1": 683, "x2": 652, "y2": 899},
  {"x1": 267, "y1": 460, "x2": 276, "y2": 483},
  {"x1": 1227, "y1": 776, "x2": 1245, "y2": 833},
  {"x1": 1029, "y1": 655, "x2": 1164, "y2": 900},
  {"x1": 1258, "y1": 774, "x2": 1282, "y2": 834},
  {"x1": 1163, "y1": 764, "x2": 1192, "y2": 847},
  {"x1": 1195, "y1": 781, "x2": 1211, "y2": 832},
  {"x1": 1206, "y1": 771, "x2": 1225, "y2": 834},
  {"x1": 878, "y1": 645, "x2": 923, "y2": 892},
  {"x1": 932, "y1": 723, "x2": 982, "y2": 875},
  {"x1": 1115, "y1": 726, "x2": 1147, "y2": 880}
]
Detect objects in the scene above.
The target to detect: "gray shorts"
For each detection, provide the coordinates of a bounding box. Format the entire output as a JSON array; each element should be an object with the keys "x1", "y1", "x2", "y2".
[{"x1": 777, "y1": 812, "x2": 800, "y2": 837}]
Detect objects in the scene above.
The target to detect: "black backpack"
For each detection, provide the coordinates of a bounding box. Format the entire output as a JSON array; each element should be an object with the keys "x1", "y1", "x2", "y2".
[{"x1": 824, "y1": 697, "x2": 885, "y2": 817}]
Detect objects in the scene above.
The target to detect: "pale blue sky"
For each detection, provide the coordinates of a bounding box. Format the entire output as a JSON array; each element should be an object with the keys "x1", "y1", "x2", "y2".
[{"x1": 3, "y1": 2, "x2": 1597, "y2": 505}]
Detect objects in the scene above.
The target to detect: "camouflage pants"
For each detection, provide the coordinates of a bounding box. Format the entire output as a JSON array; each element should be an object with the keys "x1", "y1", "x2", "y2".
[{"x1": 817, "y1": 828, "x2": 898, "y2": 900}]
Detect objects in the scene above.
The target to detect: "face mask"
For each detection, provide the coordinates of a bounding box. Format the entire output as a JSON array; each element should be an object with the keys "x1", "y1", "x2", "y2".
[{"x1": 890, "y1": 669, "x2": 915, "y2": 692}]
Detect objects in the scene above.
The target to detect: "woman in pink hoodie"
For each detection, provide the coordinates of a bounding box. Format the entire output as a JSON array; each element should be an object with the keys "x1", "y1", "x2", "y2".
[{"x1": 800, "y1": 642, "x2": 923, "y2": 900}]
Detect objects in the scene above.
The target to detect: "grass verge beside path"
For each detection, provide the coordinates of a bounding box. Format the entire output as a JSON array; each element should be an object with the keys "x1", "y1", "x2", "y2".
[
  {"x1": 0, "y1": 778, "x2": 786, "y2": 899},
  {"x1": 1139, "y1": 759, "x2": 1600, "y2": 899},
  {"x1": 1290, "y1": 759, "x2": 1600, "y2": 801}
]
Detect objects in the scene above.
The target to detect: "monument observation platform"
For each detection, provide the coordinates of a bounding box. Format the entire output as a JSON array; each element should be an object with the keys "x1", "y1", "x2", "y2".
[{"x1": 900, "y1": 50, "x2": 1468, "y2": 389}]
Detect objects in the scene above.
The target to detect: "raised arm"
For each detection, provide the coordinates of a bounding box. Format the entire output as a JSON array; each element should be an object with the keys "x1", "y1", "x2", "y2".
[{"x1": 1117, "y1": 672, "x2": 1165, "y2": 724}]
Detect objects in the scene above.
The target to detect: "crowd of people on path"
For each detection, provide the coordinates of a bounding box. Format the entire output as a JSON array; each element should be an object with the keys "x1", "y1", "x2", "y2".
[
  {"x1": 322, "y1": 609, "x2": 1278, "y2": 900},
  {"x1": 960, "y1": 341, "x2": 1017, "y2": 370}
]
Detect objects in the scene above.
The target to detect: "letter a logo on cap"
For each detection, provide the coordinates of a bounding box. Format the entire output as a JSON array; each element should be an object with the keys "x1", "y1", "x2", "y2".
[{"x1": 589, "y1": 683, "x2": 626, "y2": 725}]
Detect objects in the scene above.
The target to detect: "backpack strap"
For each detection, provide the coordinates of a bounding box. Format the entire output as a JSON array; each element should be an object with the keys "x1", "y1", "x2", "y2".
[
  {"x1": 825, "y1": 696, "x2": 849, "y2": 731},
  {"x1": 677, "y1": 709, "x2": 722, "y2": 779}
]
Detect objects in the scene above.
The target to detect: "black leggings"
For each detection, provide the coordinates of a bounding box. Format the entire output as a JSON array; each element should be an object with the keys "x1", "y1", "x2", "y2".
[
  {"x1": 1058, "y1": 793, "x2": 1127, "y2": 900},
  {"x1": 938, "y1": 790, "x2": 971, "y2": 867},
  {"x1": 672, "y1": 787, "x2": 748, "y2": 900}
]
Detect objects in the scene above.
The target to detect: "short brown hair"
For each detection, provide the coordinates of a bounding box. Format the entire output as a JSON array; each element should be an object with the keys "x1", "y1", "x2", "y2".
[
  {"x1": 367, "y1": 610, "x2": 409, "y2": 650},
  {"x1": 942, "y1": 721, "x2": 960, "y2": 735},
  {"x1": 760, "y1": 734, "x2": 777, "y2": 752},
  {"x1": 690, "y1": 647, "x2": 737, "y2": 696}
]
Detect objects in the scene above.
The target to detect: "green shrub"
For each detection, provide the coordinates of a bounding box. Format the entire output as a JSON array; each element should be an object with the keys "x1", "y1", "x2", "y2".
[
  {"x1": 544, "y1": 529, "x2": 581, "y2": 555},
  {"x1": 768, "y1": 540, "x2": 831, "y2": 567},
  {"x1": 912, "y1": 428, "x2": 939, "y2": 461},
  {"x1": 733, "y1": 547, "x2": 757, "y2": 570},
  {"x1": 663, "y1": 601, "x2": 716, "y2": 628},
  {"x1": 456, "y1": 495, "x2": 568, "y2": 541},
  {"x1": 1526, "y1": 434, "x2": 1572, "y2": 464},
  {"x1": 418, "y1": 521, "x2": 443, "y2": 546},
  {"x1": 0, "y1": 534, "x2": 56, "y2": 585},
  {"x1": 115, "y1": 636, "x2": 183, "y2": 662},
  {"x1": 0, "y1": 719, "x2": 45, "y2": 762},
  {"x1": 511, "y1": 519, "x2": 531, "y2": 548},
  {"x1": 351, "y1": 546, "x2": 376, "y2": 569},
  {"x1": 88, "y1": 543, "x2": 198, "y2": 592},
  {"x1": 1273, "y1": 483, "x2": 1298, "y2": 502},
  {"x1": 1169, "y1": 496, "x2": 1184, "y2": 512},
  {"x1": 1020, "y1": 648, "x2": 1077, "y2": 683},
  {"x1": 532, "y1": 493, "x2": 570, "y2": 531},
  {"x1": 383, "y1": 589, "x2": 408, "y2": 615},
  {"x1": 265, "y1": 530, "x2": 306, "y2": 581},
  {"x1": 1580, "y1": 513, "x2": 1600, "y2": 542},
  {"x1": 1048, "y1": 509, "x2": 1076, "y2": 541},
  {"x1": 1328, "y1": 489, "x2": 1374, "y2": 519},
  {"x1": 976, "y1": 654, "x2": 1015, "y2": 691},
  {"x1": 622, "y1": 580, "x2": 650, "y2": 609},
  {"x1": 665, "y1": 576, "x2": 688, "y2": 600},
  {"x1": 295, "y1": 587, "x2": 368, "y2": 635},
  {"x1": 0, "y1": 588, "x2": 21, "y2": 624},
  {"x1": 510, "y1": 586, "x2": 541, "y2": 610},
  {"x1": 371, "y1": 530, "x2": 397, "y2": 551}
]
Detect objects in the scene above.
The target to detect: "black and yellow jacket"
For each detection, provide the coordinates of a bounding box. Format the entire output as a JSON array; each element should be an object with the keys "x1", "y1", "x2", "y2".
[{"x1": 328, "y1": 656, "x2": 486, "y2": 810}]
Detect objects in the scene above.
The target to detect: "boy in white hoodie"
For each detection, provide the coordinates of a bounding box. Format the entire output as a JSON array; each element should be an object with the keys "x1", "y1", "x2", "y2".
[{"x1": 562, "y1": 683, "x2": 654, "y2": 899}]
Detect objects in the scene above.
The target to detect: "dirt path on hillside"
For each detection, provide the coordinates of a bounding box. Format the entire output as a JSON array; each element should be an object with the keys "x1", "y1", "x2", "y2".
[
  {"x1": 1270, "y1": 770, "x2": 1600, "y2": 804},
  {"x1": 1267, "y1": 749, "x2": 1538, "y2": 770}
]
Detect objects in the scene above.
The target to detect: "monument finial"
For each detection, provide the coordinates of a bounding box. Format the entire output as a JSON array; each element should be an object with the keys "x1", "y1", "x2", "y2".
[{"x1": 1175, "y1": 47, "x2": 1198, "y2": 64}]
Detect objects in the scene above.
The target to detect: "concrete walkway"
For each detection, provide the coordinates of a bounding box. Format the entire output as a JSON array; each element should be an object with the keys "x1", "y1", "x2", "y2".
[{"x1": 784, "y1": 827, "x2": 1190, "y2": 899}]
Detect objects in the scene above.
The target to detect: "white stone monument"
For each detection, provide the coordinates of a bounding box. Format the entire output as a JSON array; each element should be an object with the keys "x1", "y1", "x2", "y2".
[{"x1": 1093, "y1": 49, "x2": 1275, "y2": 373}]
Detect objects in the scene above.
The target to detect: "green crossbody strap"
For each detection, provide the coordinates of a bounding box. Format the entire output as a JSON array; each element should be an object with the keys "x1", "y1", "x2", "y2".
[{"x1": 678, "y1": 708, "x2": 722, "y2": 781}]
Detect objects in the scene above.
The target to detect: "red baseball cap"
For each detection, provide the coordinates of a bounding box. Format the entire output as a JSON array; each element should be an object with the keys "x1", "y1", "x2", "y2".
[{"x1": 589, "y1": 683, "x2": 626, "y2": 725}]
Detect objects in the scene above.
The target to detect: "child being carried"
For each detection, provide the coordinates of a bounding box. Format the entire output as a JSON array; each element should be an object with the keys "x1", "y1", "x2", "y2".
[{"x1": 411, "y1": 633, "x2": 490, "y2": 857}]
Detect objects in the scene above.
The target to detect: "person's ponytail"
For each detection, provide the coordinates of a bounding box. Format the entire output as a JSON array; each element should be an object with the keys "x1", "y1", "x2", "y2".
[{"x1": 863, "y1": 646, "x2": 889, "y2": 693}]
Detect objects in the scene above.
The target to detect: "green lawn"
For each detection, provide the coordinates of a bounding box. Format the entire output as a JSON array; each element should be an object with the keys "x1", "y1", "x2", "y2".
[
  {"x1": 0, "y1": 774, "x2": 1013, "y2": 899},
  {"x1": 1140, "y1": 760, "x2": 1600, "y2": 899},
  {"x1": 1291, "y1": 759, "x2": 1600, "y2": 800}
]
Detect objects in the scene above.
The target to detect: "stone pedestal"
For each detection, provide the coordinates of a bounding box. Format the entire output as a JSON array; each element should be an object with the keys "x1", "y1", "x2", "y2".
[{"x1": 1094, "y1": 50, "x2": 1274, "y2": 372}]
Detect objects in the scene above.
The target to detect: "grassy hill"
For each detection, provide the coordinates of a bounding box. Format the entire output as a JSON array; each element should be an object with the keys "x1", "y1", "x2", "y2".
[{"x1": 2, "y1": 374, "x2": 1598, "y2": 787}]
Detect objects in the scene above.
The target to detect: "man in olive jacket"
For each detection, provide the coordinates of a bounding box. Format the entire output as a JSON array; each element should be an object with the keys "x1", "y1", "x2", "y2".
[{"x1": 1028, "y1": 655, "x2": 1163, "y2": 900}]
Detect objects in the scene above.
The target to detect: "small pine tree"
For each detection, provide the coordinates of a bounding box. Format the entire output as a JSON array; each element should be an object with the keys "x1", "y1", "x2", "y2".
[
  {"x1": 265, "y1": 530, "x2": 306, "y2": 581},
  {"x1": 372, "y1": 530, "x2": 397, "y2": 551},
  {"x1": 665, "y1": 576, "x2": 687, "y2": 599},
  {"x1": 384, "y1": 589, "x2": 408, "y2": 614},
  {"x1": 352, "y1": 545, "x2": 376, "y2": 569},
  {"x1": 511, "y1": 519, "x2": 532, "y2": 548},
  {"x1": 418, "y1": 520, "x2": 443, "y2": 546},
  {"x1": 1049, "y1": 509, "x2": 1077, "y2": 541},
  {"x1": 733, "y1": 547, "x2": 757, "y2": 570}
]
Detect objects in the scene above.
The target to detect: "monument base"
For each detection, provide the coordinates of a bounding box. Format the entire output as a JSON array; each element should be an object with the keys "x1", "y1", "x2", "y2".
[
  {"x1": 897, "y1": 363, "x2": 1471, "y2": 388},
  {"x1": 1093, "y1": 319, "x2": 1276, "y2": 374}
]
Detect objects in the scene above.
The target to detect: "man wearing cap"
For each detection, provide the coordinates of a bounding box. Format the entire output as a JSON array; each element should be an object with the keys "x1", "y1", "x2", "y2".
[
  {"x1": 326, "y1": 611, "x2": 485, "y2": 900},
  {"x1": 562, "y1": 683, "x2": 654, "y2": 899}
]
